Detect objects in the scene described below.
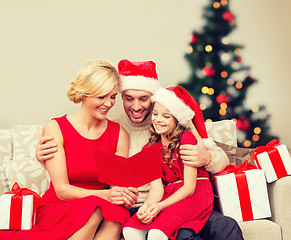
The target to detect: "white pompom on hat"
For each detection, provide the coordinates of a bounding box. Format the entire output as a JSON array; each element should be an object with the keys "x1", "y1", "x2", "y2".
[
  {"x1": 118, "y1": 59, "x2": 160, "y2": 94},
  {"x1": 151, "y1": 86, "x2": 215, "y2": 149}
]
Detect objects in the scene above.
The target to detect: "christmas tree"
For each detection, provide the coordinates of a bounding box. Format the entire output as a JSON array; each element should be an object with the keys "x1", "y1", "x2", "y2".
[{"x1": 180, "y1": 0, "x2": 278, "y2": 148}]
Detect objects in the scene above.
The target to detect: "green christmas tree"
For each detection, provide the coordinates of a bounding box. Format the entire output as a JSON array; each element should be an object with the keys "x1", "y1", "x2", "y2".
[{"x1": 180, "y1": 0, "x2": 278, "y2": 148}]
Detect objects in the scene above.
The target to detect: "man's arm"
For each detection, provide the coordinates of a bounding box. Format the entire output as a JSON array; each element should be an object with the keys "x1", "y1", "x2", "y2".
[{"x1": 179, "y1": 140, "x2": 229, "y2": 174}]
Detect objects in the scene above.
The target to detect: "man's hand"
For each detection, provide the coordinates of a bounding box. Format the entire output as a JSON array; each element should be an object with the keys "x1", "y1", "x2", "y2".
[
  {"x1": 179, "y1": 140, "x2": 212, "y2": 168},
  {"x1": 36, "y1": 136, "x2": 58, "y2": 162},
  {"x1": 109, "y1": 186, "x2": 139, "y2": 208}
]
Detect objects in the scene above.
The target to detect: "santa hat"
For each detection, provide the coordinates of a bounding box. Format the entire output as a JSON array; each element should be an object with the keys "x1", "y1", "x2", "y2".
[
  {"x1": 151, "y1": 86, "x2": 215, "y2": 149},
  {"x1": 118, "y1": 59, "x2": 160, "y2": 93}
]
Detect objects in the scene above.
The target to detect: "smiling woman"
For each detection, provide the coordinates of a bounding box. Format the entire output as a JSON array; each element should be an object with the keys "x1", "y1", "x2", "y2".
[{"x1": 0, "y1": 60, "x2": 134, "y2": 240}]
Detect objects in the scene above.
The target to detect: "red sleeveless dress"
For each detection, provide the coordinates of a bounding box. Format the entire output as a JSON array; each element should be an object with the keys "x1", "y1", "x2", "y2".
[
  {"x1": 124, "y1": 131, "x2": 213, "y2": 239},
  {"x1": 0, "y1": 115, "x2": 129, "y2": 240}
]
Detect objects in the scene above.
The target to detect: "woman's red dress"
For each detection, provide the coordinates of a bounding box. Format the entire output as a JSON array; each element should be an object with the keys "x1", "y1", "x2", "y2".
[{"x1": 0, "y1": 115, "x2": 129, "y2": 240}]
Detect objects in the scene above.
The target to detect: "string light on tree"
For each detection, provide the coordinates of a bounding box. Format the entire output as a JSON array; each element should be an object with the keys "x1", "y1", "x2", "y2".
[
  {"x1": 205, "y1": 45, "x2": 213, "y2": 52},
  {"x1": 222, "y1": 37, "x2": 230, "y2": 45},
  {"x1": 220, "y1": 0, "x2": 228, "y2": 5},
  {"x1": 213, "y1": 2, "x2": 220, "y2": 8},
  {"x1": 227, "y1": 78, "x2": 234, "y2": 85}
]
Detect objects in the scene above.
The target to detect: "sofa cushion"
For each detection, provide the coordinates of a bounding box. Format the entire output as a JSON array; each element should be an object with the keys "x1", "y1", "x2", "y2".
[
  {"x1": 205, "y1": 120, "x2": 237, "y2": 147},
  {"x1": 0, "y1": 129, "x2": 12, "y2": 195},
  {"x1": 10, "y1": 125, "x2": 50, "y2": 196},
  {"x1": 238, "y1": 219, "x2": 281, "y2": 240}
]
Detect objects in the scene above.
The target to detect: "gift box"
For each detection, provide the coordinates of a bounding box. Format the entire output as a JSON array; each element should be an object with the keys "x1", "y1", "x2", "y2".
[
  {"x1": 0, "y1": 183, "x2": 41, "y2": 230},
  {"x1": 213, "y1": 161, "x2": 271, "y2": 222},
  {"x1": 251, "y1": 139, "x2": 291, "y2": 183}
]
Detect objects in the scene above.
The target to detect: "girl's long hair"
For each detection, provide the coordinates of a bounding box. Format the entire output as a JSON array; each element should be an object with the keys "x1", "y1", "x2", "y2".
[{"x1": 149, "y1": 116, "x2": 189, "y2": 165}]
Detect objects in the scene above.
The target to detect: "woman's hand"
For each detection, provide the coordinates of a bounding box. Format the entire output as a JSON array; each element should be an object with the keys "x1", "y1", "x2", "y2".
[
  {"x1": 122, "y1": 187, "x2": 139, "y2": 208},
  {"x1": 109, "y1": 186, "x2": 139, "y2": 208}
]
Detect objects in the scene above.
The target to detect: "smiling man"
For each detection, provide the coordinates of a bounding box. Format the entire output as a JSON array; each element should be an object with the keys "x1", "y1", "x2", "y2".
[{"x1": 113, "y1": 59, "x2": 243, "y2": 240}]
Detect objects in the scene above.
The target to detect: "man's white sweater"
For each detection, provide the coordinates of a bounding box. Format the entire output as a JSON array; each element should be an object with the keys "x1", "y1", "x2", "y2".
[
  {"x1": 113, "y1": 112, "x2": 152, "y2": 207},
  {"x1": 113, "y1": 112, "x2": 228, "y2": 208}
]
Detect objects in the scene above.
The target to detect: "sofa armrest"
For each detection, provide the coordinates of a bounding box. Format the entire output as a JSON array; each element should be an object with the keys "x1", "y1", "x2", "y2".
[{"x1": 268, "y1": 176, "x2": 291, "y2": 240}]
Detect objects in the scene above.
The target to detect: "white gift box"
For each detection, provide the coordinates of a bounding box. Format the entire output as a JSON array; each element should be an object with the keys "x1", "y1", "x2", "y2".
[
  {"x1": 0, "y1": 194, "x2": 35, "y2": 230},
  {"x1": 255, "y1": 144, "x2": 291, "y2": 183},
  {"x1": 214, "y1": 169, "x2": 271, "y2": 222}
]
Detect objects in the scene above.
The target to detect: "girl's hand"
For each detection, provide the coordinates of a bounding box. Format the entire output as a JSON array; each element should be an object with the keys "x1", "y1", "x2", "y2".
[
  {"x1": 146, "y1": 203, "x2": 161, "y2": 220},
  {"x1": 137, "y1": 203, "x2": 151, "y2": 223}
]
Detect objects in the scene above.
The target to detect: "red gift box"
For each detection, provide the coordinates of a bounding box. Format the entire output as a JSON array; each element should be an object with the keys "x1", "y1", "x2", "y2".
[
  {"x1": 0, "y1": 182, "x2": 42, "y2": 230},
  {"x1": 251, "y1": 139, "x2": 291, "y2": 183},
  {"x1": 213, "y1": 161, "x2": 271, "y2": 222}
]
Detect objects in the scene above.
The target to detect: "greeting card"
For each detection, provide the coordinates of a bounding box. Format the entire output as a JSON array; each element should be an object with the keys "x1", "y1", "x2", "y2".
[{"x1": 95, "y1": 144, "x2": 163, "y2": 188}]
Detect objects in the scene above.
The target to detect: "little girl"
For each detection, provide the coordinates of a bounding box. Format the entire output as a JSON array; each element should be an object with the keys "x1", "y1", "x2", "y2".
[{"x1": 123, "y1": 86, "x2": 214, "y2": 240}]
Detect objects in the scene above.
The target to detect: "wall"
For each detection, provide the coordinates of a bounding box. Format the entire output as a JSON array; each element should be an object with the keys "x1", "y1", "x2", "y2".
[{"x1": 1, "y1": 0, "x2": 290, "y2": 147}]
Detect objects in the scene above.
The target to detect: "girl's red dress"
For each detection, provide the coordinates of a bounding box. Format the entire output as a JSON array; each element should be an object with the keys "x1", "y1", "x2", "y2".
[
  {"x1": 124, "y1": 130, "x2": 214, "y2": 239},
  {"x1": 0, "y1": 115, "x2": 129, "y2": 240}
]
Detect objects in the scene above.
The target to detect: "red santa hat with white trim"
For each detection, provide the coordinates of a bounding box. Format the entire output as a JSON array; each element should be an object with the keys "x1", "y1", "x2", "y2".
[
  {"x1": 151, "y1": 86, "x2": 215, "y2": 149},
  {"x1": 118, "y1": 59, "x2": 160, "y2": 93}
]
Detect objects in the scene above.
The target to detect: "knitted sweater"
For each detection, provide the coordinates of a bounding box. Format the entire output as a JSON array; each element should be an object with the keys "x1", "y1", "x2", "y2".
[
  {"x1": 112, "y1": 112, "x2": 228, "y2": 207},
  {"x1": 112, "y1": 113, "x2": 152, "y2": 207}
]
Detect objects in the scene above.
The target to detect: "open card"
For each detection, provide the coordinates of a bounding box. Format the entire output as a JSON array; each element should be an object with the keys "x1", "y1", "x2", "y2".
[{"x1": 95, "y1": 144, "x2": 163, "y2": 188}]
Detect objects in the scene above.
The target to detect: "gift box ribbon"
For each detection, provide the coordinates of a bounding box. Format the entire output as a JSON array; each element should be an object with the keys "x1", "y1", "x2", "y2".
[
  {"x1": 214, "y1": 161, "x2": 257, "y2": 221},
  {"x1": 251, "y1": 139, "x2": 288, "y2": 179},
  {"x1": 5, "y1": 182, "x2": 42, "y2": 230}
]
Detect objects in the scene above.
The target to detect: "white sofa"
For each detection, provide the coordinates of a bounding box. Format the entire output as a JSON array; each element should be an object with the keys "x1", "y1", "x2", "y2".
[{"x1": 0, "y1": 120, "x2": 290, "y2": 240}]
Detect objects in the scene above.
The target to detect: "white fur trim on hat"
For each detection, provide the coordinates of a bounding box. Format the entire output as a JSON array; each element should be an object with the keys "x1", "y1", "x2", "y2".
[
  {"x1": 151, "y1": 87, "x2": 194, "y2": 126},
  {"x1": 120, "y1": 75, "x2": 160, "y2": 94}
]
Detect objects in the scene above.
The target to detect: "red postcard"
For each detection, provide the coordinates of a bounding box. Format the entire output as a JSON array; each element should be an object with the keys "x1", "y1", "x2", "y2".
[{"x1": 95, "y1": 144, "x2": 163, "y2": 188}]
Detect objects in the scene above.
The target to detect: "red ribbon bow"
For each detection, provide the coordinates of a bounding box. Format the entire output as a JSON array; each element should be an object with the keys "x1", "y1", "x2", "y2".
[
  {"x1": 6, "y1": 182, "x2": 42, "y2": 206},
  {"x1": 215, "y1": 160, "x2": 257, "y2": 178},
  {"x1": 251, "y1": 139, "x2": 280, "y2": 163},
  {"x1": 5, "y1": 182, "x2": 42, "y2": 230},
  {"x1": 251, "y1": 139, "x2": 288, "y2": 180},
  {"x1": 214, "y1": 161, "x2": 257, "y2": 221}
]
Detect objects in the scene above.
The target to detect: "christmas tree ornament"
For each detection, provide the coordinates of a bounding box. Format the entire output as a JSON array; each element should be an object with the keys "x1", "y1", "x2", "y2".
[
  {"x1": 237, "y1": 118, "x2": 251, "y2": 131},
  {"x1": 223, "y1": 12, "x2": 235, "y2": 22},
  {"x1": 190, "y1": 33, "x2": 200, "y2": 44},
  {"x1": 236, "y1": 56, "x2": 242, "y2": 62},
  {"x1": 202, "y1": 66, "x2": 216, "y2": 77},
  {"x1": 216, "y1": 93, "x2": 230, "y2": 104}
]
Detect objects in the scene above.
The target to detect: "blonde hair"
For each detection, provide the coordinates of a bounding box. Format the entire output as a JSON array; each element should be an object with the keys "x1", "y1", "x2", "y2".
[
  {"x1": 149, "y1": 115, "x2": 189, "y2": 165},
  {"x1": 67, "y1": 60, "x2": 120, "y2": 103}
]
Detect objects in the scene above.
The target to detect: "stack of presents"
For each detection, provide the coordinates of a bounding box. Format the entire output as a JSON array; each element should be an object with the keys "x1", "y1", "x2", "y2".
[
  {"x1": 214, "y1": 139, "x2": 291, "y2": 222},
  {"x1": 0, "y1": 139, "x2": 290, "y2": 230}
]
